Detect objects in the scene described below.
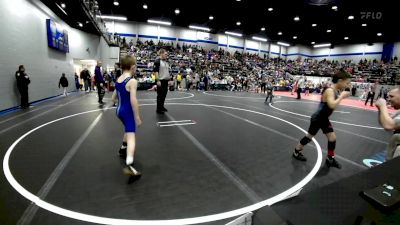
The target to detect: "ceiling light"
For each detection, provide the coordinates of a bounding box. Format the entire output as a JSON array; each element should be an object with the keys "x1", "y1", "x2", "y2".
[
  {"x1": 147, "y1": 19, "x2": 171, "y2": 26},
  {"x1": 344, "y1": 37, "x2": 349, "y2": 40},
  {"x1": 78, "y1": 22, "x2": 83, "y2": 27},
  {"x1": 362, "y1": 23, "x2": 367, "y2": 27},
  {"x1": 252, "y1": 36, "x2": 267, "y2": 42},
  {"x1": 175, "y1": 9, "x2": 180, "y2": 15},
  {"x1": 236, "y1": 21, "x2": 241, "y2": 26},
  {"x1": 293, "y1": 36, "x2": 297, "y2": 39},
  {"x1": 61, "y1": 3, "x2": 66, "y2": 8},
  {"x1": 261, "y1": 27, "x2": 265, "y2": 31},
  {"x1": 377, "y1": 33, "x2": 382, "y2": 36},
  {"x1": 189, "y1": 25, "x2": 210, "y2": 32},
  {"x1": 312, "y1": 23, "x2": 317, "y2": 27},
  {"x1": 314, "y1": 43, "x2": 331, "y2": 48},
  {"x1": 236, "y1": 0, "x2": 241, "y2": 1},
  {"x1": 55, "y1": 3, "x2": 68, "y2": 15},
  {"x1": 327, "y1": 29, "x2": 331, "y2": 33},
  {"x1": 99, "y1": 15, "x2": 127, "y2": 21},
  {"x1": 332, "y1": 6, "x2": 338, "y2": 10},
  {"x1": 294, "y1": 16, "x2": 300, "y2": 21},
  {"x1": 225, "y1": 31, "x2": 242, "y2": 37},
  {"x1": 113, "y1": 0, "x2": 119, "y2": 6},
  {"x1": 348, "y1": 15, "x2": 354, "y2": 20},
  {"x1": 143, "y1": 4, "x2": 148, "y2": 9},
  {"x1": 209, "y1": 15, "x2": 214, "y2": 20},
  {"x1": 277, "y1": 42, "x2": 290, "y2": 47},
  {"x1": 311, "y1": 41, "x2": 315, "y2": 44},
  {"x1": 85, "y1": 21, "x2": 89, "y2": 24},
  {"x1": 268, "y1": 8, "x2": 273, "y2": 11},
  {"x1": 277, "y1": 32, "x2": 282, "y2": 35}
]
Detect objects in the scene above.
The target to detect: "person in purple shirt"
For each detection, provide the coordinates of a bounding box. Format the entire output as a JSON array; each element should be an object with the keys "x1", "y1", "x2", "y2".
[{"x1": 94, "y1": 61, "x2": 105, "y2": 104}]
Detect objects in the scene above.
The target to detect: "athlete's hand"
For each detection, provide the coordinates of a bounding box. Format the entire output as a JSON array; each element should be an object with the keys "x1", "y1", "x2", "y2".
[
  {"x1": 375, "y1": 98, "x2": 386, "y2": 109},
  {"x1": 157, "y1": 81, "x2": 161, "y2": 87},
  {"x1": 136, "y1": 117, "x2": 142, "y2": 126},
  {"x1": 340, "y1": 91, "x2": 351, "y2": 99}
]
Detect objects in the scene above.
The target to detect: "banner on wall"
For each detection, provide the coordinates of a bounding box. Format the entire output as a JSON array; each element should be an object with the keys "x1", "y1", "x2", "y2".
[
  {"x1": 381, "y1": 43, "x2": 394, "y2": 63},
  {"x1": 46, "y1": 19, "x2": 69, "y2": 53}
]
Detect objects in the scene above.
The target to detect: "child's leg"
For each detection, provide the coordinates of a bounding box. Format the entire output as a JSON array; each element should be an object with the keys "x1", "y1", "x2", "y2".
[
  {"x1": 295, "y1": 133, "x2": 314, "y2": 151},
  {"x1": 292, "y1": 133, "x2": 314, "y2": 161},
  {"x1": 118, "y1": 134, "x2": 128, "y2": 157},
  {"x1": 293, "y1": 118, "x2": 320, "y2": 162},
  {"x1": 325, "y1": 132, "x2": 337, "y2": 158},
  {"x1": 123, "y1": 132, "x2": 141, "y2": 177},
  {"x1": 324, "y1": 131, "x2": 341, "y2": 168},
  {"x1": 125, "y1": 132, "x2": 136, "y2": 165}
]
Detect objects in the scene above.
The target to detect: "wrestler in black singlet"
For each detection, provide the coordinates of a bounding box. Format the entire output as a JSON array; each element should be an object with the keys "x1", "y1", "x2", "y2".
[{"x1": 307, "y1": 88, "x2": 339, "y2": 135}]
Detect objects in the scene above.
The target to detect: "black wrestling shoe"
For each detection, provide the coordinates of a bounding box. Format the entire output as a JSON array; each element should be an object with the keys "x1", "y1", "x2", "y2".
[
  {"x1": 161, "y1": 107, "x2": 168, "y2": 112},
  {"x1": 123, "y1": 163, "x2": 142, "y2": 177},
  {"x1": 326, "y1": 157, "x2": 341, "y2": 169},
  {"x1": 156, "y1": 110, "x2": 164, "y2": 114},
  {"x1": 293, "y1": 150, "x2": 307, "y2": 161}
]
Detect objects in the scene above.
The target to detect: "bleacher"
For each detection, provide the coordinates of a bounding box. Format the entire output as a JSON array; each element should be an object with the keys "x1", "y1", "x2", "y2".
[{"x1": 110, "y1": 39, "x2": 400, "y2": 93}]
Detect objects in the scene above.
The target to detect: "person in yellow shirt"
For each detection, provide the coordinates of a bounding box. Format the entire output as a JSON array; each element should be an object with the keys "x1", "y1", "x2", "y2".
[
  {"x1": 177, "y1": 71, "x2": 182, "y2": 90},
  {"x1": 147, "y1": 73, "x2": 157, "y2": 91}
]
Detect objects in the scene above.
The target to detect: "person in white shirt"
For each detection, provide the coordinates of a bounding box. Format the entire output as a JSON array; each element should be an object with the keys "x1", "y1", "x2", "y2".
[{"x1": 296, "y1": 75, "x2": 305, "y2": 99}]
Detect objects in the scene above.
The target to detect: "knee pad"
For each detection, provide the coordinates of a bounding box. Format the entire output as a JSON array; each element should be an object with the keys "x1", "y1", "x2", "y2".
[
  {"x1": 328, "y1": 140, "x2": 336, "y2": 150},
  {"x1": 300, "y1": 136, "x2": 312, "y2": 146}
]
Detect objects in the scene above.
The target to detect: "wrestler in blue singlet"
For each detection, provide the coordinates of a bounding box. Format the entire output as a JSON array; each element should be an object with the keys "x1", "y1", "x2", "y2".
[{"x1": 115, "y1": 77, "x2": 136, "y2": 132}]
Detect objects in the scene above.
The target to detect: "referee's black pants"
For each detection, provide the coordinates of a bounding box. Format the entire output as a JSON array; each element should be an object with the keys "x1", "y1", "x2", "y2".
[
  {"x1": 296, "y1": 87, "x2": 302, "y2": 99},
  {"x1": 157, "y1": 80, "x2": 169, "y2": 111}
]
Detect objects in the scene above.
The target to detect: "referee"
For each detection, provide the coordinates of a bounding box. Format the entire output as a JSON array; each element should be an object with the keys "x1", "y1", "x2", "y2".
[{"x1": 153, "y1": 49, "x2": 171, "y2": 114}]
